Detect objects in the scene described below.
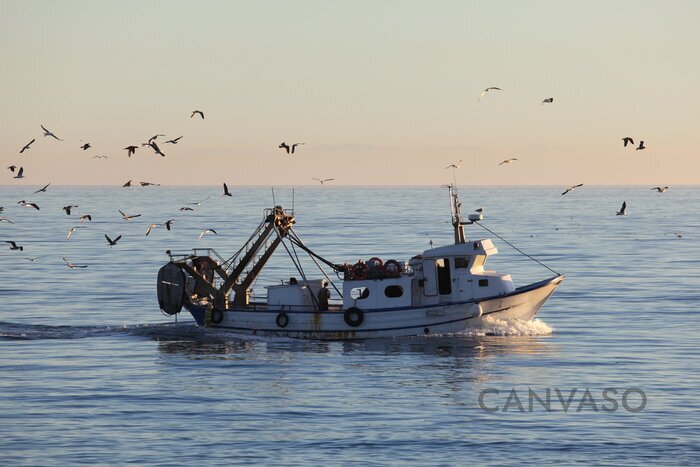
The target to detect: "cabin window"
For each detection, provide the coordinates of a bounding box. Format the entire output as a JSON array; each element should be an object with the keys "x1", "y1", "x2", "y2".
[
  {"x1": 454, "y1": 257, "x2": 471, "y2": 269},
  {"x1": 436, "y1": 258, "x2": 452, "y2": 295},
  {"x1": 384, "y1": 285, "x2": 403, "y2": 298},
  {"x1": 479, "y1": 279, "x2": 489, "y2": 287},
  {"x1": 350, "y1": 287, "x2": 370, "y2": 299}
]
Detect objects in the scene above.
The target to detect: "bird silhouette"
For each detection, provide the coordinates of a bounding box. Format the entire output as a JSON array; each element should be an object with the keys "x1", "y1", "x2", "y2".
[
  {"x1": 499, "y1": 158, "x2": 518, "y2": 166},
  {"x1": 124, "y1": 146, "x2": 137, "y2": 157},
  {"x1": 279, "y1": 142, "x2": 305, "y2": 154},
  {"x1": 191, "y1": 110, "x2": 204, "y2": 119},
  {"x1": 199, "y1": 229, "x2": 218, "y2": 239},
  {"x1": 651, "y1": 186, "x2": 668, "y2": 193},
  {"x1": 18, "y1": 200, "x2": 39, "y2": 210},
  {"x1": 312, "y1": 178, "x2": 335, "y2": 184},
  {"x1": 34, "y1": 183, "x2": 51, "y2": 194},
  {"x1": 63, "y1": 205, "x2": 78, "y2": 215},
  {"x1": 541, "y1": 97, "x2": 554, "y2": 104},
  {"x1": 66, "y1": 226, "x2": 87, "y2": 240},
  {"x1": 445, "y1": 160, "x2": 462, "y2": 169},
  {"x1": 63, "y1": 257, "x2": 88, "y2": 269},
  {"x1": 13, "y1": 167, "x2": 25, "y2": 179},
  {"x1": 561, "y1": 183, "x2": 584, "y2": 196},
  {"x1": 223, "y1": 183, "x2": 232, "y2": 196},
  {"x1": 145, "y1": 224, "x2": 159, "y2": 236},
  {"x1": 105, "y1": 234, "x2": 122, "y2": 247},
  {"x1": 636, "y1": 141, "x2": 646, "y2": 150},
  {"x1": 478, "y1": 87, "x2": 502, "y2": 101},
  {"x1": 80, "y1": 143, "x2": 91, "y2": 150},
  {"x1": 119, "y1": 210, "x2": 141, "y2": 221},
  {"x1": 616, "y1": 201, "x2": 627, "y2": 216},
  {"x1": 41, "y1": 125, "x2": 62, "y2": 141},
  {"x1": 622, "y1": 137, "x2": 634, "y2": 147},
  {"x1": 20, "y1": 139, "x2": 35, "y2": 154},
  {"x1": 164, "y1": 136, "x2": 183, "y2": 144},
  {"x1": 148, "y1": 141, "x2": 165, "y2": 157},
  {"x1": 123, "y1": 180, "x2": 132, "y2": 187},
  {"x1": 163, "y1": 219, "x2": 175, "y2": 230},
  {"x1": 80, "y1": 214, "x2": 92, "y2": 222},
  {"x1": 5, "y1": 241, "x2": 23, "y2": 251}
]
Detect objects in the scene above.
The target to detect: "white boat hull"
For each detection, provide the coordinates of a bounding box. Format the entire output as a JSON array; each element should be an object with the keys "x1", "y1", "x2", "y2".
[{"x1": 186, "y1": 275, "x2": 564, "y2": 340}]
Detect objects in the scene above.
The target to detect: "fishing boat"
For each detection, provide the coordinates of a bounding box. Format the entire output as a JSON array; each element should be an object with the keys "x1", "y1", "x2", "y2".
[{"x1": 157, "y1": 186, "x2": 564, "y2": 339}]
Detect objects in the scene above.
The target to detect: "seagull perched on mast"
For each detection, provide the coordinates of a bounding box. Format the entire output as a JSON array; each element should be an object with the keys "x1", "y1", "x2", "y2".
[
  {"x1": 20, "y1": 139, "x2": 35, "y2": 154},
  {"x1": 41, "y1": 125, "x2": 62, "y2": 141},
  {"x1": 561, "y1": 183, "x2": 584, "y2": 196}
]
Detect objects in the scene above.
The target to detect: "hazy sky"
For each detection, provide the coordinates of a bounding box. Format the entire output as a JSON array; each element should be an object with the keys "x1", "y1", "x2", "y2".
[{"x1": 1, "y1": 0, "x2": 699, "y2": 186}]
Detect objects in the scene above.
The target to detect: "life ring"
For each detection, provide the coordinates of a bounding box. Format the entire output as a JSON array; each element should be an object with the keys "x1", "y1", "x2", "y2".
[
  {"x1": 384, "y1": 259, "x2": 401, "y2": 278},
  {"x1": 344, "y1": 307, "x2": 364, "y2": 327},
  {"x1": 351, "y1": 261, "x2": 368, "y2": 280},
  {"x1": 276, "y1": 312, "x2": 289, "y2": 328},
  {"x1": 210, "y1": 308, "x2": 224, "y2": 324}
]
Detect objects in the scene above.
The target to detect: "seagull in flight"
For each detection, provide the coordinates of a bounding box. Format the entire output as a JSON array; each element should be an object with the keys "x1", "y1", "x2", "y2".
[
  {"x1": 7, "y1": 165, "x2": 17, "y2": 172},
  {"x1": 140, "y1": 181, "x2": 160, "y2": 186},
  {"x1": 124, "y1": 146, "x2": 138, "y2": 157},
  {"x1": 63, "y1": 257, "x2": 88, "y2": 269},
  {"x1": 13, "y1": 167, "x2": 25, "y2": 179},
  {"x1": 187, "y1": 196, "x2": 211, "y2": 206},
  {"x1": 119, "y1": 210, "x2": 142, "y2": 221},
  {"x1": 0, "y1": 217, "x2": 15, "y2": 224},
  {"x1": 475, "y1": 207, "x2": 484, "y2": 213},
  {"x1": 312, "y1": 178, "x2": 335, "y2": 184},
  {"x1": 445, "y1": 160, "x2": 462, "y2": 169},
  {"x1": 92, "y1": 155, "x2": 108, "y2": 159},
  {"x1": 41, "y1": 125, "x2": 62, "y2": 141},
  {"x1": 23, "y1": 256, "x2": 45, "y2": 262},
  {"x1": 34, "y1": 183, "x2": 51, "y2": 194},
  {"x1": 123, "y1": 180, "x2": 132, "y2": 187},
  {"x1": 105, "y1": 234, "x2": 122, "y2": 247},
  {"x1": 636, "y1": 141, "x2": 646, "y2": 150},
  {"x1": 5, "y1": 241, "x2": 23, "y2": 251},
  {"x1": 66, "y1": 226, "x2": 87, "y2": 240},
  {"x1": 148, "y1": 141, "x2": 165, "y2": 157},
  {"x1": 163, "y1": 219, "x2": 175, "y2": 230},
  {"x1": 145, "y1": 224, "x2": 159, "y2": 236},
  {"x1": 191, "y1": 110, "x2": 204, "y2": 119},
  {"x1": 80, "y1": 214, "x2": 92, "y2": 222},
  {"x1": 651, "y1": 186, "x2": 668, "y2": 193},
  {"x1": 18, "y1": 200, "x2": 40, "y2": 210},
  {"x1": 63, "y1": 205, "x2": 78, "y2": 215},
  {"x1": 179, "y1": 206, "x2": 195, "y2": 211},
  {"x1": 499, "y1": 158, "x2": 518, "y2": 166},
  {"x1": 223, "y1": 183, "x2": 232, "y2": 196},
  {"x1": 164, "y1": 136, "x2": 183, "y2": 144},
  {"x1": 279, "y1": 142, "x2": 305, "y2": 154},
  {"x1": 80, "y1": 143, "x2": 91, "y2": 150},
  {"x1": 616, "y1": 201, "x2": 627, "y2": 216},
  {"x1": 561, "y1": 183, "x2": 584, "y2": 196},
  {"x1": 148, "y1": 134, "x2": 165, "y2": 144},
  {"x1": 478, "y1": 87, "x2": 502, "y2": 101},
  {"x1": 541, "y1": 97, "x2": 554, "y2": 104},
  {"x1": 20, "y1": 138, "x2": 35, "y2": 154},
  {"x1": 198, "y1": 229, "x2": 218, "y2": 239},
  {"x1": 622, "y1": 137, "x2": 634, "y2": 147}
]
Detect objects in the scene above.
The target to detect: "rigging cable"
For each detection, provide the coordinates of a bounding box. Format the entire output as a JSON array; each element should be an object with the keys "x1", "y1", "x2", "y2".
[{"x1": 473, "y1": 221, "x2": 561, "y2": 276}]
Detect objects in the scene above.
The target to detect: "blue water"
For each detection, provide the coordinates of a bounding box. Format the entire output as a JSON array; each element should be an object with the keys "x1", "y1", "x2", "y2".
[{"x1": 1, "y1": 186, "x2": 699, "y2": 465}]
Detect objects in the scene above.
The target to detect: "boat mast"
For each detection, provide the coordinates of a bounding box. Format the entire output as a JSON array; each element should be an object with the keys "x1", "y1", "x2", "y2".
[{"x1": 449, "y1": 184, "x2": 466, "y2": 244}]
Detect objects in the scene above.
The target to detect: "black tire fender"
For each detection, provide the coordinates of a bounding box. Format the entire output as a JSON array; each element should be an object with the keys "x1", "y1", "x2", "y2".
[
  {"x1": 276, "y1": 312, "x2": 289, "y2": 328},
  {"x1": 344, "y1": 307, "x2": 364, "y2": 327},
  {"x1": 210, "y1": 308, "x2": 224, "y2": 324}
]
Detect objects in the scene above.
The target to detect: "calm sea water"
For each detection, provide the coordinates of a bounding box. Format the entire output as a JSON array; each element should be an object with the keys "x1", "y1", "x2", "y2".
[{"x1": 1, "y1": 185, "x2": 699, "y2": 465}]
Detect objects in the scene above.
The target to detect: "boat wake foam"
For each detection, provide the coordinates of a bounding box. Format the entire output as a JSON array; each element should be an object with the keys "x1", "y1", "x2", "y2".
[
  {"x1": 0, "y1": 321, "x2": 198, "y2": 341},
  {"x1": 455, "y1": 317, "x2": 554, "y2": 337}
]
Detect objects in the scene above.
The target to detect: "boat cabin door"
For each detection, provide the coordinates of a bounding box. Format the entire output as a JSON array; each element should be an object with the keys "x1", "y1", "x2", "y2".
[{"x1": 422, "y1": 259, "x2": 438, "y2": 296}]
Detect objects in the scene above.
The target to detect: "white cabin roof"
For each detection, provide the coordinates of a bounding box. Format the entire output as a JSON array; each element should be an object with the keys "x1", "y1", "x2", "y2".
[{"x1": 422, "y1": 239, "x2": 498, "y2": 258}]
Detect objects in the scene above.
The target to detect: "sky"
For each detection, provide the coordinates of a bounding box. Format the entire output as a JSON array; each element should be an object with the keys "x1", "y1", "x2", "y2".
[{"x1": 1, "y1": 0, "x2": 699, "y2": 186}]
